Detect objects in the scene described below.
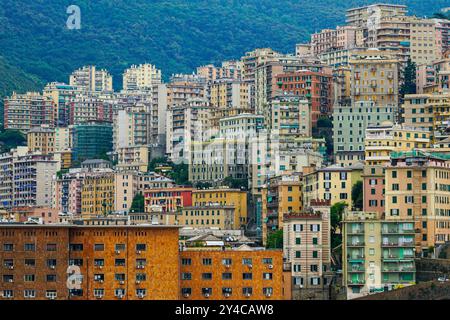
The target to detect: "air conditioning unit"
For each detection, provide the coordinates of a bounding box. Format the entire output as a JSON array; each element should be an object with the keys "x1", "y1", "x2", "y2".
[
  {"x1": 95, "y1": 295, "x2": 103, "y2": 299},
  {"x1": 99, "y1": 280, "x2": 104, "y2": 283},
  {"x1": 183, "y1": 293, "x2": 190, "y2": 298},
  {"x1": 224, "y1": 293, "x2": 230, "y2": 298},
  {"x1": 204, "y1": 293, "x2": 210, "y2": 298},
  {"x1": 248, "y1": 264, "x2": 253, "y2": 269},
  {"x1": 117, "y1": 295, "x2": 124, "y2": 299},
  {"x1": 135, "y1": 281, "x2": 141, "y2": 285},
  {"x1": 138, "y1": 294, "x2": 145, "y2": 299},
  {"x1": 8, "y1": 266, "x2": 14, "y2": 270},
  {"x1": 136, "y1": 250, "x2": 142, "y2": 255},
  {"x1": 50, "y1": 265, "x2": 56, "y2": 269},
  {"x1": 115, "y1": 250, "x2": 121, "y2": 254},
  {"x1": 268, "y1": 265, "x2": 273, "y2": 269},
  {"x1": 48, "y1": 296, "x2": 56, "y2": 300},
  {"x1": 225, "y1": 264, "x2": 231, "y2": 268},
  {"x1": 119, "y1": 281, "x2": 125, "y2": 285},
  {"x1": 99, "y1": 265, "x2": 103, "y2": 269},
  {"x1": 8, "y1": 279, "x2": 13, "y2": 283},
  {"x1": 266, "y1": 293, "x2": 272, "y2": 298},
  {"x1": 245, "y1": 293, "x2": 251, "y2": 298}
]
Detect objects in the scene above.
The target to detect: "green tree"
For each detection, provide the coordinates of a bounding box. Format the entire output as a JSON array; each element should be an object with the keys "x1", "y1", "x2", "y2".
[
  {"x1": 0, "y1": 129, "x2": 26, "y2": 152},
  {"x1": 330, "y1": 202, "x2": 347, "y2": 250},
  {"x1": 351, "y1": 181, "x2": 363, "y2": 211},
  {"x1": 266, "y1": 229, "x2": 283, "y2": 249},
  {"x1": 148, "y1": 157, "x2": 168, "y2": 172},
  {"x1": 223, "y1": 177, "x2": 248, "y2": 190},
  {"x1": 130, "y1": 194, "x2": 145, "y2": 213},
  {"x1": 400, "y1": 58, "x2": 417, "y2": 98}
]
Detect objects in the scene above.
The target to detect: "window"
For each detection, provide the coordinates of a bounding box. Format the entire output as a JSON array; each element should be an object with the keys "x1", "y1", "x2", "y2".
[
  {"x1": 136, "y1": 244, "x2": 146, "y2": 251},
  {"x1": 46, "y1": 275, "x2": 57, "y2": 282},
  {"x1": 222, "y1": 273, "x2": 232, "y2": 280},
  {"x1": 2, "y1": 290, "x2": 13, "y2": 298},
  {"x1": 94, "y1": 244, "x2": 104, "y2": 251},
  {"x1": 24, "y1": 243, "x2": 35, "y2": 252},
  {"x1": 181, "y1": 288, "x2": 192, "y2": 296},
  {"x1": 24, "y1": 290, "x2": 36, "y2": 299},
  {"x1": 369, "y1": 248, "x2": 375, "y2": 256},
  {"x1": 310, "y1": 224, "x2": 320, "y2": 232},
  {"x1": 115, "y1": 274, "x2": 126, "y2": 281},
  {"x1": 94, "y1": 259, "x2": 104, "y2": 267},
  {"x1": 115, "y1": 259, "x2": 126, "y2": 267},
  {"x1": 136, "y1": 273, "x2": 146, "y2": 282},
  {"x1": 69, "y1": 244, "x2": 83, "y2": 251},
  {"x1": 243, "y1": 287, "x2": 252, "y2": 296},
  {"x1": 25, "y1": 259, "x2": 35, "y2": 267},
  {"x1": 295, "y1": 251, "x2": 301, "y2": 258},
  {"x1": 181, "y1": 258, "x2": 191, "y2": 266},
  {"x1": 136, "y1": 259, "x2": 146, "y2": 268},
  {"x1": 262, "y1": 258, "x2": 273, "y2": 265},
  {"x1": 295, "y1": 237, "x2": 301, "y2": 245},
  {"x1": 94, "y1": 274, "x2": 104, "y2": 282},
  {"x1": 202, "y1": 273, "x2": 213, "y2": 280},
  {"x1": 69, "y1": 259, "x2": 83, "y2": 266},
  {"x1": 263, "y1": 287, "x2": 273, "y2": 296},
  {"x1": 24, "y1": 274, "x2": 35, "y2": 282},
  {"x1": 46, "y1": 290, "x2": 57, "y2": 300},
  {"x1": 3, "y1": 244, "x2": 13, "y2": 251},
  {"x1": 93, "y1": 289, "x2": 104, "y2": 298},
  {"x1": 222, "y1": 258, "x2": 232, "y2": 266},
  {"x1": 202, "y1": 258, "x2": 212, "y2": 266},
  {"x1": 115, "y1": 244, "x2": 126, "y2": 251},
  {"x1": 115, "y1": 289, "x2": 125, "y2": 298},
  {"x1": 202, "y1": 288, "x2": 212, "y2": 296},
  {"x1": 263, "y1": 273, "x2": 273, "y2": 280},
  {"x1": 136, "y1": 289, "x2": 147, "y2": 298},
  {"x1": 243, "y1": 273, "x2": 253, "y2": 280},
  {"x1": 181, "y1": 273, "x2": 192, "y2": 280},
  {"x1": 312, "y1": 251, "x2": 318, "y2": 258},
  {"x1": 46, "y1": 244, "x2": 57, "y2": 251},
  {"x1": 312, "y1": 237, "x2": 318, "y2": 245},
  {"x1": 242, "y1": 258, "x2": 252, "y2": 266},
  {"x1": 222, "y1": 287, "x2": 232, "y2": 296},
  {"x1": 47, "y1": 259, "x2": 57, "y2": 268}
]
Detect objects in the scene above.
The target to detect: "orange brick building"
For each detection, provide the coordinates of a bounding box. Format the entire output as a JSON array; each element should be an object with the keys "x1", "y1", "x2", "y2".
[
  {"x1": 0, "y1": 225, "x2": 180, "y2": 300},
  {"x1": 179, "y1": 248, "x2": 285, "y2": 300}
]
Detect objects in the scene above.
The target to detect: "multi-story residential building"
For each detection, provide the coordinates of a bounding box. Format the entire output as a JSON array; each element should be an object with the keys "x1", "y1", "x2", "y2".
[
  {"x1": 71, "y1": 121, "x2": 113, "y2": 162},
  {"x1": 192, "y1": 188, "x2": 248, "y2": 230},
  {"x1": 209, "y1": 79, "x2": 250, "y2": 109},
  {"x1": 275, "y1": 71, "x2": 332, "y2": 122},
  {"x1": 54, "y1": 127, "x2": 72, "y2": 152},
  {"x1": 384, "y1": 150, "x2": 450, "y2": 256},
  {"x1": 166, "y1": 74, "x2": 207, "y2": 108},
  {"x1": 332, "y1": 66, "x2": 352, "y2": 105},
  {"x1": 261, "y1": 173, "x2": 303, "y2": 245},
  {"x1": 197, "y1": 61, "x2": 243, "y2": 81},
  {"x1": 70, "y1": 91, "x2": 114, "y2": 125},
  {"x1": 343, "y1": 210, "x2": 416, "y2": 299},
  {"x1": 144, "y1": 187, "x2": 193, "y2": 214},
  {"x1": 319, "y1": 48, "x2": 365, "y2": 68},
  {"x1": 43, "y1": 82, "x2": 81, "y2": 127},
  {"x1": 416, "y1": 64, "x2": 436, "y2": 93},
  {"x1": 311, "y1": 26, "x2": 360, "y2": 56},
  {"x1": 122, "y1": 63, "x2": 162, "y2": 91},
  {"x1": 179, "y1": 248, "x2": 284, "y2": 300},
  {"x1": 53, "y1": 168, "x2": 88, "y2": 215},
  {"x1": 27, "y1": 126, "x2": 55, "y2": 155},
  {"x1": 402, "y1": 92, "x2": 450, "y2": 141},
  {"x1": 3, "y1": 92, "x2": 55, "y2": 132},
  {"x1": 0, "y1": 147, "x2": 58, "y2": 210},
  {"x1": 179, "y1": 205, "x2": 236, "y2": 230},
  {"x1": 303, "y1": 162, "x2": 363, "y2": 208},
  {"x1": 255, "y1": 57, "x2": 331, "y2": 115},
  {"x1": 6, "y1": 206, "x2": 59, "y2": 224},
  {"x1": 80, "y1": 170, "x2": 115, "y2": 216},
  {"x1": 333, "y1": 101, "x2": 397, "y2": 166},
  {"x1": 283, "y1": 201, "x2": 332, "y2": 300},
  {"x1": 115, "y1": 146, "x2": 149, "y2": 173},
  {"x1": 166, "y1": 99, "x2": 212, "y2": 164},
  {"x1": 295, "y1": 44, "x2": 312, "y2": 58},
  {"x1": 69, "y1": 65, "x2": 113, "y2": 92},
  {"x1": 349, "y1": 50, "x2": 400, "y2": 107},
  {"x1": 346, "y1": 4, "x2": 407, "y2": 28},
  {"x1": 0, "y1": 224, "x2": 180, "y2": 300},
  {"x1": 364, "y1": 123, "x2": 431, "y2": 166},
  {"x1": 113, "y1": 105, "x2": 152, "y2": 151}
]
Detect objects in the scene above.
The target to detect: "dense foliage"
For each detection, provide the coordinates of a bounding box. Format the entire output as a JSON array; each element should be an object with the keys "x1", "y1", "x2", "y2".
[
  {"x1": 330, "y1": 202, "x2": 347, "y2": 250},
  {"x1": 130, "y1": 194, "x2": 145, "y2": 213},
  {"x1": 266, "y1": 229, "x2": 283, "y2": 249},
  {"x1": 351, "y1": 181, "x2": 363, "y2": 211},
  {"x1": 0, "y1": 0, "x2": 445, "y2": 99},
  {"x1": 0, "y1": 129, "x2": 26, "y2": 152}
]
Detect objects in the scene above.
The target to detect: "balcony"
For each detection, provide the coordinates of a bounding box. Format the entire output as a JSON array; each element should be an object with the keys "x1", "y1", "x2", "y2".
[
  {"x1": 381, "y1": 242, "x2": 415, "y2": 248},
  {"x1": 347, "y1": 279, "x2": 365, "y2": 286},
  {"x1": 347, "y1": 241, "x2": 365, "y2": 247},
  {"x1": 347, "y1": 229, "x2": 364, "y2": 235},
  {"x1": 381, "y1": 228, "x2": 415, "y2": 235}
]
